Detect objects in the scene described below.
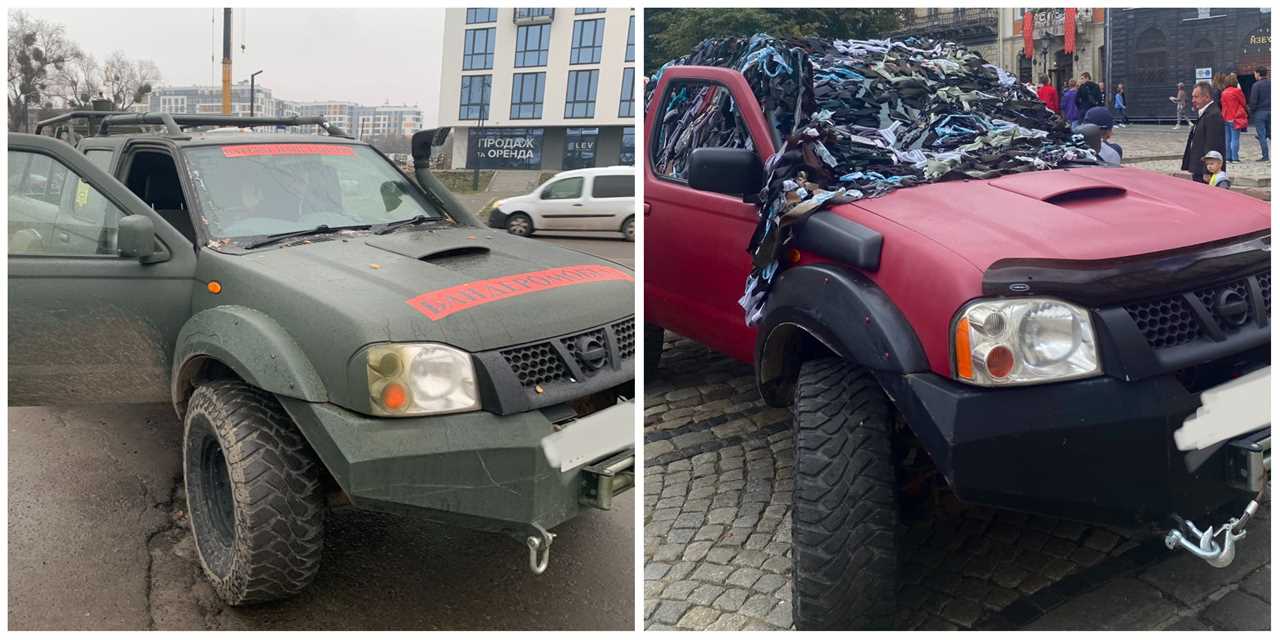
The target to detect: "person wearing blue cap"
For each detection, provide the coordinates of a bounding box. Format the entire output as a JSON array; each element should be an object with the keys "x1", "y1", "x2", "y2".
[{"x1": 1082, "y1": 106, "x2": 1122, "y2": 165}]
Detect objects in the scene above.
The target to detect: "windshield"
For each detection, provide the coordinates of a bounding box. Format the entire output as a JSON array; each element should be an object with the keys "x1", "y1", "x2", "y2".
[{"x1": 183, "y1": 143, "x2": 442, "y2": 240}]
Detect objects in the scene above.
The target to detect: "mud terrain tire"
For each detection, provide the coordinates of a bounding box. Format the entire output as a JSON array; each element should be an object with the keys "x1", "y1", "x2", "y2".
[
  {"x1": 183, "y1": 381, "x2": 325, "y2": 605},
  {"x1": 791, "y1": 358, "x2": 899, "y2": 630}
]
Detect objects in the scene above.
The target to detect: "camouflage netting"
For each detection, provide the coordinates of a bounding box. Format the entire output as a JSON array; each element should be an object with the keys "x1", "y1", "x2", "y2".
[{"x1": 646, "y1": 34, "x2": 1101, "y2": 324}]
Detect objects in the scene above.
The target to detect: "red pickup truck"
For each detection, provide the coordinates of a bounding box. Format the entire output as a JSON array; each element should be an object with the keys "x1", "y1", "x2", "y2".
[{"x1": 645, "y1": 65, "x2": 1270, "y2": 629}]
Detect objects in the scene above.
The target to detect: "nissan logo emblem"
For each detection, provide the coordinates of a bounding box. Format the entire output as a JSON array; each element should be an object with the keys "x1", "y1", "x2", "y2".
[
  {"x1": 1214, "y1": 289, "x2": 1250, "y2": 327},
  {"x1": 575, "y1": 335, "x2": 609, "y2": 371}
]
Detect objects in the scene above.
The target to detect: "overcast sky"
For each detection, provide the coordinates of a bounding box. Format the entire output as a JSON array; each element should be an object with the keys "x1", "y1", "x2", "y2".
[{"x1": 17, "y1": 8, "x2": 447, "y2": 126}]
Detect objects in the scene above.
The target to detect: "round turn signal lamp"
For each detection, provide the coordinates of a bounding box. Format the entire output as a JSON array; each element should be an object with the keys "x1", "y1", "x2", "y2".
[
  {"x1": 381, "y1": 382, "x2": 408, "y2": 411},
  {"x1": 985, "y1": 345, "x2": 1015, "y2": 379},
  {"x1": 207, "y1": 281, "x2": 222, "y2": 294}
]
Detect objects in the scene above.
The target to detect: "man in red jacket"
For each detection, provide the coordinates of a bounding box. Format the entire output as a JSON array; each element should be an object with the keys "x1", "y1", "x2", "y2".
[{"x1": 1036, "y1": 75, "x2": 1060, "y2": 115}]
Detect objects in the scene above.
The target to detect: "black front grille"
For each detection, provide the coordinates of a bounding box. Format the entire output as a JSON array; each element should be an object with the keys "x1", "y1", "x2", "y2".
[
  {"x1": 1123, "y1": 271, "x2": 1269, "y2": 351},
  {"x1": 501, "y1": 342, "x2": 570, "y2": 387},
  {"x1": 613, "y1": 318, "x2": 635, "y2": 359},
  {"x1": 1125, "y1": 297, "x2": 1201, "y2": 349},
  {"x1": 498, "y1": 317, "x2": 636, "y2": 389}
]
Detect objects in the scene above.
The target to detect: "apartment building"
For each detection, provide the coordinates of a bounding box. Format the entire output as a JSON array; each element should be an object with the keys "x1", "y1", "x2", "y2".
[
  {"x1": 148, "y1": 82, "x2": 278, "y2": 120},
  {"x1": 437, "y1": 7, "x2": 636, "y2": 170}
]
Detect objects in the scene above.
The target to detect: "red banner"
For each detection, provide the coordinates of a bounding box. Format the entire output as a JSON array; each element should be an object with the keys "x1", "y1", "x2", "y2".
[
  {"x1": 1064, "y1": 8, "x2": 1077, "y2": 54},
  {"x1": 406, "y1": 264, "x2": 634, "y2": 320},
  {"x1": 1023, "y1": 12, "x2": 1034, "y2": 59},
  {"x1": 222, "y1": 144, "x2": 355, "y2": 158}
]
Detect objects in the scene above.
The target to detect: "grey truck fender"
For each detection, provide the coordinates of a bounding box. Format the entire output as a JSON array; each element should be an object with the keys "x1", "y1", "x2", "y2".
[{"x1": 171, "y1": 305, "x2": 328, "y2": 417}]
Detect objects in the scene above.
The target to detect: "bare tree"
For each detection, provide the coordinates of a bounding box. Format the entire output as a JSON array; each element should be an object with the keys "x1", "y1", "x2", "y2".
[
  {"x1": 100, "y1": 50, "x2": 160, "y2": 110},
  {"x1": 8, "y1": 10, "x2": 82, "y2": 131},
  {"x1": 53, "y1": 50, "x2": 102, "y2": 108}
]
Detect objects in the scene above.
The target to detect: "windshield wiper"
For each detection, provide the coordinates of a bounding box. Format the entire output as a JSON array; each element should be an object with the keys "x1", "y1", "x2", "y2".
[
  {"x1": 242, "y1": 223, "x2": 372, "y2": 250},
  {"x1": 371, "y1": 214, "x2": 438, "y2": 235}
]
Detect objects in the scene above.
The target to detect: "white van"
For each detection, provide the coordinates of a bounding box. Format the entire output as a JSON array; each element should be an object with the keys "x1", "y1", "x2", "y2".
[{"x1": 487, "y1": 166, "x2": 635, "y2": 241}]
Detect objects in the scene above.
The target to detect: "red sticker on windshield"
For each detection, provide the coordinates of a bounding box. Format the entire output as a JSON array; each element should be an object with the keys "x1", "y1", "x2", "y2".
[
  {"x1": 222, "y1": 144, "x2": 354, "y2": 158},
  {"x1": 406, "y1": 264, "x2": 634, "y2": 321}
]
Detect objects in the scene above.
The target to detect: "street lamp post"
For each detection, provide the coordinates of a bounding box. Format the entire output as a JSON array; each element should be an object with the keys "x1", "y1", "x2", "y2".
[
  {"x1": 472, "y1": 106, "x2": 486, "y2": 191},
  {"x1": 249, "y1": 69, "x2": 263, "y2": 117}
]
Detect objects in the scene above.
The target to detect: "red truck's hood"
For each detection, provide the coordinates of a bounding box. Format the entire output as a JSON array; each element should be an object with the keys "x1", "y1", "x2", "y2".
[{"x1": 847, "y1": 166, "x2": 1270, "y2": 270}]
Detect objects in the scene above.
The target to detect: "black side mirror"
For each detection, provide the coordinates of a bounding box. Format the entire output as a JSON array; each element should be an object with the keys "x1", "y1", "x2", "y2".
[
  {"x1": 117, "y1": 214, "x2": 156, "y2": 260},
  {"x1": 688, "y1": 147, "x2": 764, "y2": 203}
]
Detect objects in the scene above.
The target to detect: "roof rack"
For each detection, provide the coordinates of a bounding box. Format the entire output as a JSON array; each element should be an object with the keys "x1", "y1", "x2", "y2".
[
  {"x1": 34, "y1": 110, "x2": 136, "y2": 143},
  {"x1": 35, "y1": 111, "x2": 352, "y2": 140}
]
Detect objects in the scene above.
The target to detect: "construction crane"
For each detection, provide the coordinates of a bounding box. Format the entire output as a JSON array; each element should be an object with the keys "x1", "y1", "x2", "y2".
[{"x1": 221, "y1": 8, "x2": 232, "y2": 115}]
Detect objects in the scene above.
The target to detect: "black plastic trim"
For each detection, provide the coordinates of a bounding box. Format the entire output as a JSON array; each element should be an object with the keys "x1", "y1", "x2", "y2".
[
  {"x1": 792, "y1": 210, "x2": 883, "y2": 271},
  {"x1": 983, "y1": 231, "x2": 1270, "y2": 306}
]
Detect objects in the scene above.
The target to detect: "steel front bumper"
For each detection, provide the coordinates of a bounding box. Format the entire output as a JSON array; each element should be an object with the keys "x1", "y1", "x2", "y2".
[
  {"x1": 277, "y1": 396, "x2": 634, "y2": 537},
  {"x1": 879, "y1": 368, "x2": 1269, "y2": 528}
]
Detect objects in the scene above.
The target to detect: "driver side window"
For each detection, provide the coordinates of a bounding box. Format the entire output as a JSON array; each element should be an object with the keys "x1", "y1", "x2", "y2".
[
  {"x1": 541, "y1": 176, "x2": 583, "y2": 200},
  {"x1": 650, "y1": 81, "x2": 752, "y2": 182},
  {"x1": 8, "y1": 150, "x2": 122, "y2": 256}
]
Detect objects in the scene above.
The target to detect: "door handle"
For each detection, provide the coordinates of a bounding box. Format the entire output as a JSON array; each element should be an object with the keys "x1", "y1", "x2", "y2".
[
  {"x1": 643, "y1": 202, "x2": 651, "y2": 216},
  {"x1": 572, "y1": 203, "x2": 583, "y2": 207}
]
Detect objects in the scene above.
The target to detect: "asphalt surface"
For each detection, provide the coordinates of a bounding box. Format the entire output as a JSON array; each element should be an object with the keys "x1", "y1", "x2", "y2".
[{"x1": 7, "y1": 234, "x2": 636, "y2": 631}]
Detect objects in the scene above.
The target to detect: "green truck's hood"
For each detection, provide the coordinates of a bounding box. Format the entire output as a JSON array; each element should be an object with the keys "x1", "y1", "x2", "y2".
[{"x1": 197, "y1": 225, "x2": 632, "y2": 361}]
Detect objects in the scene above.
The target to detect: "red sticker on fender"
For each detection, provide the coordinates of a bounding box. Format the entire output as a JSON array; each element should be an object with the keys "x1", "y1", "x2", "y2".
[
  {"x1": 406, "y1": 264, "x2": 633, "y2": 320},
  {"x1": 222, "y1": 144, "x2": 355, "y2": 158}
]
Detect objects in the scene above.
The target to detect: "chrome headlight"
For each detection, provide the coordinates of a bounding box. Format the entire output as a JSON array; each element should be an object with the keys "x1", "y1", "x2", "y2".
[
  {"x1": 366, "y1": 343, "x2": 479, "y2": 416},
  {"x1": 953, "y1": 298, "x2": 1100, "y2": 386}
]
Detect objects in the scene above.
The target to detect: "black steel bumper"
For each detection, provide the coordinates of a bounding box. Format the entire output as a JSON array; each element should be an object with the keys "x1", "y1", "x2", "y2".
[
  {"x1": 879, "y1": 370, "x2": 1268, "y2": 527},
  {"x1": 277, "y1": 396, "x2": 634, "y2": 538}
]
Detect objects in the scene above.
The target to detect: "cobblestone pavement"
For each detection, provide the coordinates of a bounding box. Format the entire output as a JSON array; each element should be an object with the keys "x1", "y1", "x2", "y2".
[
  {"x1": 643, "y1": 334, "x2": 1270, "y2": 631},
  {"x1": 1115, "y1": 124, "x2": 1271, "y2": 188}
]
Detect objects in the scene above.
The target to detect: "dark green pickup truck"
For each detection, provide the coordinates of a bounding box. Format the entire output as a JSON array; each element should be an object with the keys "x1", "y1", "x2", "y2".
[{"x1": 8, "y1": 112, "x2": 635, "y2": 604}]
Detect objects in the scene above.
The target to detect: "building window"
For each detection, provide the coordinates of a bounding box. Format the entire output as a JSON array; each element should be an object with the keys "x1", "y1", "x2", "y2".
[
  {"x1": 619, "y1": 126, "x2": 634, "y2": 165},
  {"x1": 1190, "y1": 38, "x2": 1215, "y2": 76},
  {"x1": 564, "y1": 69, "x2": 599, "y2": 118},
  {"x1": 570, "y1": 18, "x2": 605, "y2": 65},
  {"x1": 510, "y1": 72, "x2": 545, "y2": 120},
  {"x1": 1135, "y1": 28, "x2": 1168, "y2": 84},
  {"x1": 462, "y1": 28, "x2": 495, "y2": 70},
  {"x1": 574, "y1": 8, "x2": 605, "y2": 15},
  {"x1": 160, "y1": 95, "x2": 187, "y2": 113},
  {"x1": 626, "y1": 15, "x2": 635, "y2": 62},
  {"x1": 459, "y1": 75, "x2": 491, "y2": 120},
  {"x1": 514, "y1": 8, "x2": 554, "y2": 20},
  {"x1": 465, "y1": 8, "x2": 497, "y2": 24},
  {"x1": 563, "y1": 127, "x2": 599, "y2": 170},
  {"x1": 515, "y1": 24, "x2": 551, "y2": 67},
  {"x1": 619, "y1": 68, "x2": 635, "y2": 117}
]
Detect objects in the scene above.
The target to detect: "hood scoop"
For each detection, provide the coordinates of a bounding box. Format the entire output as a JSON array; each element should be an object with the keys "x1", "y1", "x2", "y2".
[
  {"x1": 990, "y1": 171, "x2": 1128, "y2": 205},
  {"x1": 365, "y1": 236, "x2": 491, "y2": 261}
]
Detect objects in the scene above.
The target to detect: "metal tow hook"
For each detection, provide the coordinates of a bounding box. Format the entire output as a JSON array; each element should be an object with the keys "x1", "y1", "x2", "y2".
[
  {"x1": 525, "y1": 524, "x2": 556, "y2": 575},
  {"x1": 1164, "y1": 500, "x2": 1259, "y2": 568}
]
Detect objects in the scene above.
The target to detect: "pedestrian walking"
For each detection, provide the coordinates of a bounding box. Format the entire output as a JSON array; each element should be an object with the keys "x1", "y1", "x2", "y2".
[
  {"x1": 1181, "y1": 81, "x2": 1228, "y2": 183},
  {"x1": 1037, "y1": 75, "x2": 1060, "y2": 114},
  {"x1": 1062, "y1": 79, "x2": 1080, "y2": 125},
  {"x1": 1219, "y1": 73, "x2": 1248, "y2": 162},
  {"x1": 1171, "y1": 82, "x2": 1190, "y2": 128},
  {"x1": 1113, "y1": 83, "x2": 1129, "y2": 127},
  {"x1": 1075, "y1": 72, "x2": 1104, "y2": 118},
  {"x1": 1083, "y1": 106, "x2": 1123, "y2": 165},
  {"x1": 1247, "y1": 66, "x2": 1270, "y2": 161},
  {"x1": 1200, "y1": 150, "x2": 1232, "y2": 188}
]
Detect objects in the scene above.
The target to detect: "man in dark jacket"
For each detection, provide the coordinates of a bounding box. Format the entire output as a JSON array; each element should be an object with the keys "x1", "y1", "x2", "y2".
[
  {"x1": 1181, "y1": 81, "x2": 1228, "y2": 183},
  {"x1": 1248, "y1": 66, "x2": 1270, "y2": 161},
  {"x1": 1075, "y1": 72, "x2": 1104, "y2": 116}
]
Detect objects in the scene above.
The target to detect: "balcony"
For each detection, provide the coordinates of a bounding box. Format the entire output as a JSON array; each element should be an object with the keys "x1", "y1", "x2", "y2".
[
  {"x1": 513, "y1": 8, "x2": 554, "y2": 25},
  {"x1": 889, "y1": 8, "x2": 999, "y2": 43}
]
